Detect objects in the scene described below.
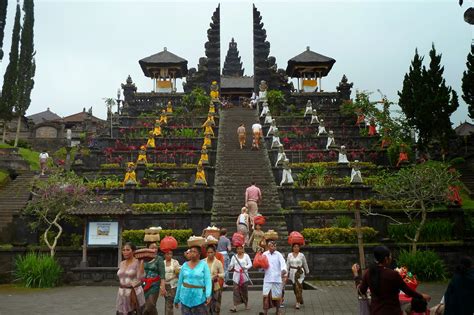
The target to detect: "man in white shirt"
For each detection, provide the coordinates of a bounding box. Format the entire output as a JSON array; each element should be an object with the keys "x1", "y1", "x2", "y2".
[
  {"x1": 262, "y1": 240, "x2": 287, "y2": 315},
  {"x1": 252, "y1": 123, "x2": 263, "y2": 150},
  {"x1": 39, "y1": 151, "x2": 49, "y2": 176}
]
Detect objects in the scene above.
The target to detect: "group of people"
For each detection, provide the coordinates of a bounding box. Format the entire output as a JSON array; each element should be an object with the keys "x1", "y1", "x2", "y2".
[
  {"x1": 236, "y1": 122, "x2": 264, "y2": 150},
  {"x1": 352, "y1": 245, "x2": 474, "y2": 315},
  {"x1": 115, "y1": 228, "x2": 311, "y2": 315}
]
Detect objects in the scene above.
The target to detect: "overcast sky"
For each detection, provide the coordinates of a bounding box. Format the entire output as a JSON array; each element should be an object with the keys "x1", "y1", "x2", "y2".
[{"x1": 0, "y1": 0, "x2": 472, "y2": 124}]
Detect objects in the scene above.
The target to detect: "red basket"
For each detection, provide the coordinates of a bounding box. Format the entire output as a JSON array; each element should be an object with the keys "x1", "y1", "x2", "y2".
[
  {"x1": 288, "y1": 231, "x2": 305, "y2": 246},
  {"x1": 160, "y1": 236, "x2": 178, "y2": 253},
  {"x1": 254, "y1": 215, "x2": 266, "y2": 226},
  {"x1": 232, "y1": 232, "x2": 245, "y2": 247}
]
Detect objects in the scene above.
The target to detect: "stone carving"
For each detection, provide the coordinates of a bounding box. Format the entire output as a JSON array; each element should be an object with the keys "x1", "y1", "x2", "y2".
[
  {"x1": 271, "y1": 127, "x2": 282, "y2": 149},
  {"x1": 280, "y1": 158, "x2": 294, "y2": 186},
  {"x1": 304, "y1": 100, "x2": 313, "y2": 117},
  {"x1": 310, "y1": 109, "x2": 319, "y2": 124},
  {"x1": 326, "y1": 130, "x2": 336, "y2": 150},
  {"x1": 267, "y1": 118, "x2": 277, "y2": 137},
  {"x1": 350, "y1": 160, "x2": 363, "y2": 184},
  {"x1": 264, "y1": 112, "x2": 273, "y2": 125},
  {"x1": 258, "y1": 80, "x2": 268, "y2": 103},
  {"x1": 260, "y1": 101, "x2": 269, "y2": 118},
  {"x1": 121, "y1": 75, "x2": 137, "y2": 106},
  {"x1": 336, "y1": 75, "x2": 353, "y2": 101},
  {"x1": 222, "y1": 38, "x2": 244, "y2": 76},
  {"x1": 275, "y1": 146, "x2": 286, "y2": 167},
  {"x1": 137, "y1": 145, "x2": 148, "y2": 164},
  {"x1": 183, "y1": 5, "x2": 220, "y2": 92},
  {"x1": 338, "y1": 145, "x2": 349, "y2": 164},
  {"x1": 318, "y1": 119, "x2": 327, "y2": 136}
]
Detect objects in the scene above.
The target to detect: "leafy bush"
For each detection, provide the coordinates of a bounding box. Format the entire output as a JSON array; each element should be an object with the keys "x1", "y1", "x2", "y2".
[
  {"x1": 388, "y1": 219, "x2": 454, "y2": 242},
  {"x1": 15, "y1": 252, "x2": 63, "y2": 288},
  {"x1": 6, "y1": 139, "x2": 31, "y2": 149},
  {"x1": 449, "y1": 157, "x2": 465, "y2": 167},
  {"x1": 182, "y1": 87, "x2": 211, "y2": 112},
  {"x1": 267, "y1": 90, "x2": 286, "y2": 116},
  {"x1": 298, "y1": 199, "x2": 408, "y2": 211},
  {"x1": 131, "y1": 202, "x2": 188, "y2": 213},
  {"x1": 397, "y1": 250, "x2": 446, "y2": 281},
  {"x1": 302, "y1": 227, "x2": 378, "y2": 244},
  {"x1": 100, "y1": 163, "x2": 120, "y2": 169},
  {"x1": 291, "y1": 162, "x2": 377, "y2": 169},
  {"x1": 122, "y1": 229, "x2": 193, "y2": 247},
  {"x1": 296, "y1": 165, "x2": 326, "y2": 187},
  {"x1": 332, "y1": 216, "x2": 353, "y2": 228}
]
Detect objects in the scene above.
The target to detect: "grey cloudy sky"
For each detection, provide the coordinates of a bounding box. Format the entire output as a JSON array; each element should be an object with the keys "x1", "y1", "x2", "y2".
[{"x1": 0, "y1": 0, "x2": 472, "y2": 124}]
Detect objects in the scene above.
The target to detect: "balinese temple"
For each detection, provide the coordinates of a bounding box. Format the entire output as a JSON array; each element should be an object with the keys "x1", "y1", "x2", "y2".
[
  {"x1": 286, "y1": 46, "x2": 336, "y2": 93},
  {"x1": 220, "y1": 38, "x2": 253, "y2": 101},
  {"x1": 139, "y1": 47, "x2": 188, "y2": 93}
]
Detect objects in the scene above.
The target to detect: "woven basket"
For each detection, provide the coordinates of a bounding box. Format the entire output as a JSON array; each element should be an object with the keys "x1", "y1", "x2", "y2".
[
  {"x1": 264, "y1": 230, "x2": 279, "y2": 240},
  {"x1": 145, "y1": 228, "x2": 162, "y2": 235},
  {"x1": 206, "y1": 235, "x2": 219, "y2": 245},
  {"x1": 134, "y1": 248, "x2": 157, "y2": 260},
  {"x1": 144, "y1": 234, "x2": 160, "y2": 242},
  {"x1": 203, "y1": 229, "x2": 220, "y2": 239},
  {"x1": 187, "y1": 237, "x2": 205, "y2": 248}
]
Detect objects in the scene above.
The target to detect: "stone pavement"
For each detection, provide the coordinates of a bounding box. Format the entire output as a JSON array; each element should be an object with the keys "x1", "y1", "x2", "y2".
[{"x1": 0, "y1": 281, "x2": 447, "y2": 315}]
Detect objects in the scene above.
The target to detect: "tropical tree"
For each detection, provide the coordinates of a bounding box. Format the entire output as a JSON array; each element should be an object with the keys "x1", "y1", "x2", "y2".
[
  {"x1": 14, "y1": 0, "x2": 36, "y2": 147},
  {"x1": 0, "y1": 1, "x2": 20, "y2": 143},
  {"x1": 0, "y1": 0, "x2": 7, "y2": 61},
  {"x1": 24, "y1": 170, "x2": 91, "y2": 257},
  {"x1": 462, "y1": 45, "x2": 474, "y2": 119},
  {"x1": 366, "y1": 161, "x2": 460, "y2": 253},
  {"x1": 398, "y1": 45, "x2": 459, "y2": 150}
]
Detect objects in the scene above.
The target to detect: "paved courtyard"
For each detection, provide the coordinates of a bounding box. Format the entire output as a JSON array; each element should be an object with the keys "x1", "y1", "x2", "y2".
[{"x1": 0, "y1": 281, "x2": 447, "y2": 315}]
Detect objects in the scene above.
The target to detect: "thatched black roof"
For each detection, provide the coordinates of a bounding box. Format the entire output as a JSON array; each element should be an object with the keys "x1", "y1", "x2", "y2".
[
  {"x1": 139, "y1": 48, "x2": 188, "y2": 78},
  {"x1": 220, "y1": 76, "x2": 254, "y2": 90},
  {"x1": 286, "y1": 47, "x2": 336, "y2": 77}
]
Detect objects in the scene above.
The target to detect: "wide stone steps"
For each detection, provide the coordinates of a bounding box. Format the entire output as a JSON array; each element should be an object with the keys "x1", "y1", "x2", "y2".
[
  {"x1": 0, "y1": 171, "x2": 36, "y2": 240},
  {"x1": 212, "y1": 107, "x2": 286, "y2": 238}
]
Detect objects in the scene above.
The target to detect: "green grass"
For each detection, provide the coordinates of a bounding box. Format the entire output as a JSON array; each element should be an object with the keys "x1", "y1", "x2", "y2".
[{"x1": 0, "y1": 143, "x2": 40, "y2": 170}]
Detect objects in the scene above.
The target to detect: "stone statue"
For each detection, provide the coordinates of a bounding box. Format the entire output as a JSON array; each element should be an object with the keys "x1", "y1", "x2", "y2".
[
  {"x1": 203, "y1": 133, "x2": 212, "y2": 148},
  {"x1": 280, "y1": 158, "x2": 294, "y2": 186},
  {"x1": 137, "y1": 145, "x2": 148, "y2": 164},
  {"x1": 338, "y1": 145, "x2": 350, "y2": 164},
  {"x1": 275, "y1": 147, "x2": 286, "y2": 167},
  {"x1": 267, "y1": 119, "x2": 277, "y2": 137},
  {"x1": 271, "y1": 127, "x2": 282, "y2": 149},
  {"x1": 147, "y1": 131, "x2": 156, "y2": 148},
  {"x1": 159, "y1": 109, "x2": 168, "y2": 125},
  {"x1": 209, "y1": 102, "x2": 216, "y2": 115},
  {"x1": 203, "y1": 120, "x2": 215, "y2": 137},
  {"x1": 264, "y1": 112, "x2": 273, "y2": 125},
  {"x1": 195, "y1": 159, "x2": 207, "y2": 186},
  {"x1": 210, "y1": 81, "x2": 220, "y2": 101},
  {"x1": 200, "y1": 145, "x2": 209, "y2": 165},
  {"x1": 304, "y1": 100, "x2": 313, "y2": 117},
  {"x1": 166, "y1": 101, "x2": 173, "y2": 114},
  {"x1": 123, "y1": 162, "x2": 137, "y2": 187},
  {"x1": 326, "y1": 130, "x2": 336, "y2": 150},
  {"x1": 318, "y1": 119, "x2": 327, "y2": 136},
  {"x1": 310, "y1": 109, "x2": 319, "y2": 125},
  {"x1": 350, "y1": 160, "x2": 363, "y2": 184},
  {"x1": 258, "y1": 80, "x2": 268, "y2": 103},
  {"x1": 260, "y1": 101, "x2": 270, "y2": 118},
  {"x1": 153, "y1": 120, "x2": 163, "y2": 137}
]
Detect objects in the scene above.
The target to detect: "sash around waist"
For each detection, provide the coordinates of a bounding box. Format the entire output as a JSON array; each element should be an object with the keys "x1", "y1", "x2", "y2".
[{"x1": 183, "y1": 282, "x2": 205, "y2": 289}]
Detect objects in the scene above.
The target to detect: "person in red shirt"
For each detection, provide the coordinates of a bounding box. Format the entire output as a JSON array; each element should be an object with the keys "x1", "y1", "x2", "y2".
[
  {"x1": 352, "y1": 246, "x2": 431, "y2": 315},
  {"x1": 245, "y1": 182, "x2": 262, "y2": 229}
]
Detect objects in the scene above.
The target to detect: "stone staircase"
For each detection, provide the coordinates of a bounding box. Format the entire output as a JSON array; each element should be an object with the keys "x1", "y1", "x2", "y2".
[
  {"x1": 0, "y1": 171, "x2": 36, "y2": 242},
  {"x1": 212, "y1": 107, "x2": 287, "y2": 238}
]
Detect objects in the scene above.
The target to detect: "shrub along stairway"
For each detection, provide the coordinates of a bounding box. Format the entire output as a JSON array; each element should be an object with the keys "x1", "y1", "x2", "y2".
[{"x1": 0, "y1": 171, "x2": 36, "y2": 242}]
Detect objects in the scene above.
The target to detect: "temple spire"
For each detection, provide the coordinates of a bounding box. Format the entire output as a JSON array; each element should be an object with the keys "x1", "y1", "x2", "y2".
[{"x1": 222, "y1": 38, "x2": 244, "y2": 77}]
